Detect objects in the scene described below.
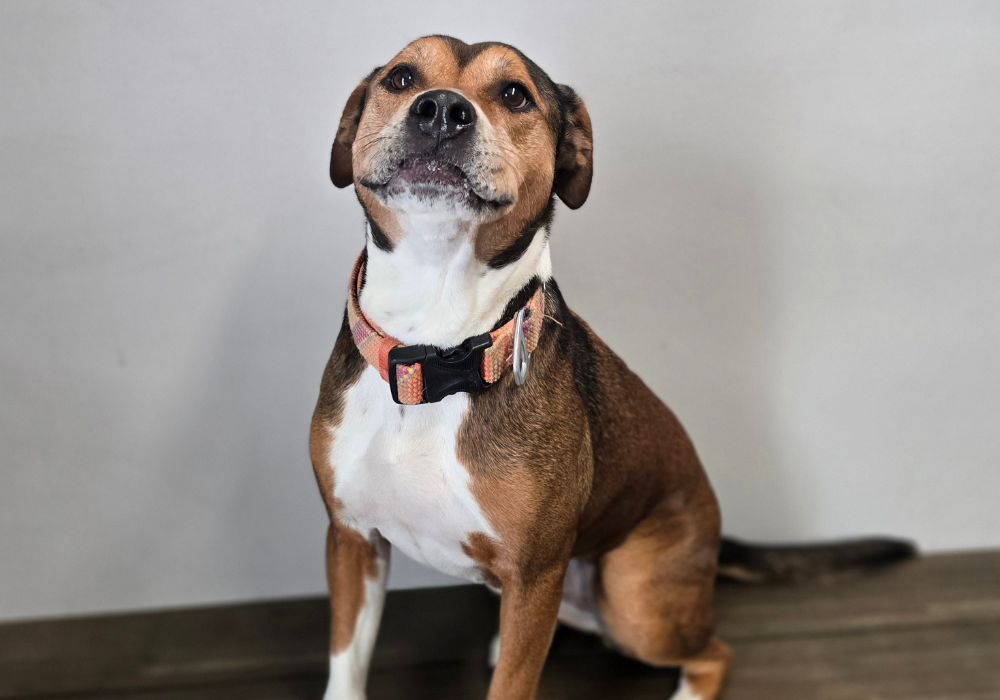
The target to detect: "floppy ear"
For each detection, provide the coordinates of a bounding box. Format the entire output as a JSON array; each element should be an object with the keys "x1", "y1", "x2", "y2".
[
  {"x1": 553, "y1": 85, "x2": 594, "y2": 209},
  {"x1": 330, "y1": 68, "x2": 379, "y2": 188}
]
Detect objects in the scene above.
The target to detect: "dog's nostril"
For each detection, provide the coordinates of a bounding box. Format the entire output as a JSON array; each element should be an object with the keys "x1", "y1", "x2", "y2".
[
  {"x1": 449, "y1": 103, "x2": 473, "y2": 126},
  {"x1": 414, "y1": 98, "x2": 437, "y2": 120}
]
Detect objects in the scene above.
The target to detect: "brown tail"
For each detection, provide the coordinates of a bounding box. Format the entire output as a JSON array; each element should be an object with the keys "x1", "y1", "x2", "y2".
[{"x1": 717, "y1": 535, "x2": 917, "y2": 584}]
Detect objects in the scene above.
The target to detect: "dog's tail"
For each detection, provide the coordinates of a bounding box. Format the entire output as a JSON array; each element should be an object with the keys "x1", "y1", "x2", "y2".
[{"x1": 717, "y1": 535, "x2": 917, "y2": 584}]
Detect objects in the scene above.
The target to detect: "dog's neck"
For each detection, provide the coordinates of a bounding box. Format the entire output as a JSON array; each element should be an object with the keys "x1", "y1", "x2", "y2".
[{"x1": 359, "y1": 215, "x2": 551, "y2": 349}]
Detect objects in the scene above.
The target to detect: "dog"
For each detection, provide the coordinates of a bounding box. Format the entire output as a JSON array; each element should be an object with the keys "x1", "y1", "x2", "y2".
[{"x1": 310, "y1": 35, "x2": 915, "y2": 700}]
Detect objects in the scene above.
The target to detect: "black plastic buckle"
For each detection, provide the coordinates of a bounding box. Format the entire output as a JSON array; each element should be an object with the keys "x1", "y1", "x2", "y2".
[{"x1": 387, "y1": 333, "x2": 493, "y2": 404}]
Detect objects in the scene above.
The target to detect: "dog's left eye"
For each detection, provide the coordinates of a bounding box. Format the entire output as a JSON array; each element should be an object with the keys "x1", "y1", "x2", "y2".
[{"x1": 501, "y1": 83, "x2": 532, "y2": 111}]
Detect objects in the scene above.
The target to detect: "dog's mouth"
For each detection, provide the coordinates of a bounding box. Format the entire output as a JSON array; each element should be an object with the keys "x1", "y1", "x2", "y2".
[
  {"x1": 361, "y1": 157, "x2": 511, "y2": 210},
  {"x1": 393, "y1": 157, "x2": 469, "y2": 190}
]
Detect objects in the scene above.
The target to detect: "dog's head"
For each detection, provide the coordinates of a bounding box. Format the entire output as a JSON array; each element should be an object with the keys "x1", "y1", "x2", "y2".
[{"x1": 330, "y1": 35, "x2": 593, "y2": 265}]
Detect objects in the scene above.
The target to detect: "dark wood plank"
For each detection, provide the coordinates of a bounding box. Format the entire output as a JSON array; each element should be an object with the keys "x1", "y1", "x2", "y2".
[
  {"x1": 727, "y1": 620, "x2": 1000, "y2": 699},
  {"x1": 0, "y1": 586, "x2": 498, "y2": 698},
  {"x1": 717, "y1": 550, "x2": 1000, "y2": 641},
  {"x1": 40, "y1": 621, "x2": 1000, "y2": 700},
  {"x1": 64, "y1": 678, "x2": 328, "y2": 700},
  {"x1": 66, "y1": 622, "x2": 1000, "y2": 700},
  {"x1": 26, "y1": 634, "x2": 680, "y2": 700},
  {"x1": 2, "y1": 551, "x2": 998, "y2": 699}
]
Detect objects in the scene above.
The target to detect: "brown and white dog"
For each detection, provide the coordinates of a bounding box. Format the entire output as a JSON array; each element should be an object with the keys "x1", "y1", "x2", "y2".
[{"x1": 310, "y1": 35, "x2": 914, "y2": 700}]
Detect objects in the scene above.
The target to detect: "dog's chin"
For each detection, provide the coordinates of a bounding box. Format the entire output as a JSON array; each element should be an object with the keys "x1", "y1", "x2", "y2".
[{"x1": 361, "y1": 158, "x2": 512, "y2": 219}]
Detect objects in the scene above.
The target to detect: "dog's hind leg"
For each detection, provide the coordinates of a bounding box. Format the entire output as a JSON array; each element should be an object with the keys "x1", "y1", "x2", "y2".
[{"x1": 597, "y1": 487, "x2": 730, "y2": 699}]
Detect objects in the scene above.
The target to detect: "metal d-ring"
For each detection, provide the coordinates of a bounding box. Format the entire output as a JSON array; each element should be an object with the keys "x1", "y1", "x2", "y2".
[{"x1": 512, "y1": 308, "x2": 531, "y2": 386}]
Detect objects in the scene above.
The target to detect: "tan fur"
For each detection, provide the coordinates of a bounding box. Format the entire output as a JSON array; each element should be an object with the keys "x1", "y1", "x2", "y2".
[
  {"x1": 596, "y1": 491, "x2": 720, "y2": 663},
  {"x1": 490, "y1": 563, "x2": 567, "y2": 700},
  {"x1": 460, "y1": 47, "x2": 558, "y2": 262},
  {"x1": 326, "y1": 517, "x2": 381, "y2": 654},
  {"x1": 461, "y1": 532, "x2": 502, "y2": 589},
  {"x1": 458, "y1": 296, "x2": 591, "y2": 587}
]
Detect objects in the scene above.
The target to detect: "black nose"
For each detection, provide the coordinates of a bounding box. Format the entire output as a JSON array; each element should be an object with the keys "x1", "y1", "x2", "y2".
[{"x1": 409, "y1": 90, "x2": 476, "y2": 141}]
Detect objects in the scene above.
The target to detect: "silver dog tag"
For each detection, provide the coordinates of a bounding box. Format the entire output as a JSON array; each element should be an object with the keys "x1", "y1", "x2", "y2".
[{"x1": 512, "y1": 308, "x2": 531, "y2": 386}]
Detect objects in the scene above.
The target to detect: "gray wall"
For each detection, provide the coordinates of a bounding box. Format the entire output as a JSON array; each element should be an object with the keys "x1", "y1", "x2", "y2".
[{"x1": 2, "y1": 0, "x2": 999, "y2": 621}]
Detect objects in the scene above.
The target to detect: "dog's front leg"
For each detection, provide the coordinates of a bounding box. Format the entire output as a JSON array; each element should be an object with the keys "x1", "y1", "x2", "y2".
[
  {"x1": 323, "y1": 523, "x2": 390, "y2": 700},
  {"x1": 487, "y1": 563, "x2": 568, "y2": 700}
]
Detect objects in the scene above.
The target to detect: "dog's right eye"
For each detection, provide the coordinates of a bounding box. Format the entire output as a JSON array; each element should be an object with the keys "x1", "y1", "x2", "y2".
[{"x1": 385, "y1": 66, "x2": 415, "y2": 92}]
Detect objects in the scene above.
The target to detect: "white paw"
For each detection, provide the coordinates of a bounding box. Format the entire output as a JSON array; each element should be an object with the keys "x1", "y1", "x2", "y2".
[
  {"x1": 669, "y1": 678, "x2": 703, "y2": 700},
  {"x1": 323, "y1": 678, "x2": 366, "y2": 700},
  {"x1": 324, "y1": 688, "x2": 365, "y2": 700}
]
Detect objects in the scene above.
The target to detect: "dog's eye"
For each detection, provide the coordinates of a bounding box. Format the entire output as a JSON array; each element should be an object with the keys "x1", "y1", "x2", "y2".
[
  {"x1": 385, "y1": 66, "x2": 415, "y2": 92},
  {"x1": 501, "y1": 83, "x2": 532, "y2": 111}
]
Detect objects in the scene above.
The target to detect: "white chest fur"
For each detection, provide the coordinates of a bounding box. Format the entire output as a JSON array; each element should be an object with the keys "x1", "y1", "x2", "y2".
[{"x1": 325, "y1": 366, "x2": 498, "y2": 582}]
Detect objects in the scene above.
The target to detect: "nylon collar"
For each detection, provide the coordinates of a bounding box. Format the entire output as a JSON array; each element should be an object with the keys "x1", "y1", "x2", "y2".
[{"x1": 346, "y1": 252, "x2": 545, "y2": 405}]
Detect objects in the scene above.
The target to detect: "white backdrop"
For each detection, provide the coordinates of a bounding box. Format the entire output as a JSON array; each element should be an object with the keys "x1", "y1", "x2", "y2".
[{"x1": 2, "y1": 0, "x2": 999, "y2": 621}]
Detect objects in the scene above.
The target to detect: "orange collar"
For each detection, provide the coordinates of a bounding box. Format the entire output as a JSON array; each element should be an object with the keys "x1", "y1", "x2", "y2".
[{"x1": 346, "y1": 253, "x2": 546, "y2": 405}]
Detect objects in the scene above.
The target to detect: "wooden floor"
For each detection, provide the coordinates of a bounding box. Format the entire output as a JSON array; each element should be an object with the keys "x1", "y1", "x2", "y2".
[{"x1": 1, "y1": 551, "x2": 998, "y2": 699}]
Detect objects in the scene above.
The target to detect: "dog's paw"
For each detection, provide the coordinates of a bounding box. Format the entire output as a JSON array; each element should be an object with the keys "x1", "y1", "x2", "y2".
[
  {"x1": 323, "y1": 683, "x2": 366, "y2": 700},
  {"x1": 668, "y1": 678, "x2": 703, "y2": 700}
]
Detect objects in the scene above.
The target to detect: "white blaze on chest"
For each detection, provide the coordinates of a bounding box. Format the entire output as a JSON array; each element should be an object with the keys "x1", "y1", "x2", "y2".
[{"x1": 327, "y1": 366, "x2": 498, "y2": 582}]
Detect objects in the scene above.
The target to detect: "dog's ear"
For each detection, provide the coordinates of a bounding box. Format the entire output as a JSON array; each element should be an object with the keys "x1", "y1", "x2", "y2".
[
  {"x1": 553, "y1": 85, "x2": 594, "y2": 209},
  {"x1": 330, "y1": 68, "x2": 380, "y2": 188}
]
